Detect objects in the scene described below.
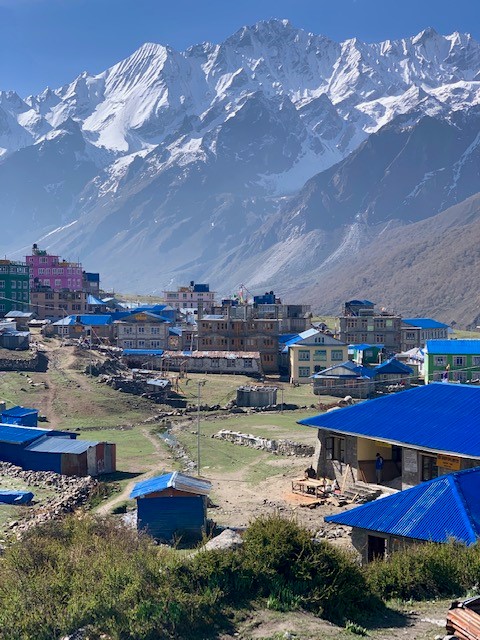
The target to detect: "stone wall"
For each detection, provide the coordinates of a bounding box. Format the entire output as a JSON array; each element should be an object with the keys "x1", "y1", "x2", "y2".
[
  {"x1": 0, "y1": 351, "x2": 39, "y2": 371},
  {"x1": 314, "y1": 429, "x2": 358, "y2": 484},
  {"x1": 0, "y1": 462, "x2": 97, "y2": 537},
  {"x1": 213, "y1": 430, "x2": 315, "y2": 457}
]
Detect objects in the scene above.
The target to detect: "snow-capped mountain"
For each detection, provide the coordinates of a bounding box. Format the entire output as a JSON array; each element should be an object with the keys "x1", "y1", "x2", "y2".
[{"x1": 1, "y1": 20, "x2": 480, "y2": 310}]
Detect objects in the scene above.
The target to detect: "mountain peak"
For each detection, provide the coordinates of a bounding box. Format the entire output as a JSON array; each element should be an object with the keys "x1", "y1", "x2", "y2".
[{"x1": 412, "y1": 26, "x2": 440, "y2": 45}]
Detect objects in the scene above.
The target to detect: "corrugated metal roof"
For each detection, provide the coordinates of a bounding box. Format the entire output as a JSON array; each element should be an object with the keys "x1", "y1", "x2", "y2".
[
  {"x1": 53, "y1": 315, "x2": 112, "y2": 326},
  {"x1": 87, "y1": 294, "x2": 105, "y2": 305},
  {"x1": 299, "y1": 383, "x2": 480, "y2": 458},
  {"x1": 350, "y1": 343, "x2": 384, "y2": 351},
  {"x1": 402, "y1": 318, "x2": 449, "y2": 330},
  {"x1": 1, "y1": 406, "x2": 38, "y2": 418},
  {"x1": 374, "y1": 358, "x2": 413, "y2": 375},
  {"x1": 0, "y1": 424, "x2": 50, "y2": 444},
  {"x1": 130, "y1": 472, "x2": 212, "y2": 499},
  {"x1": 161, "y1": 350, "x2": 261, "y2": 359},
  {"x1": 311, "y1": 361, "x2": 376, "y2": 379},
  {"x1": 426, "y1": 339, "x2": 480, "y2": 355},
  {"x1": 146, "y1": 379, "x2": 170, "y2": 388},
  {"x1": 122, "y1": 349, "x2": 164, "y2": 356},
  {"x1": 26, "y1": 436, "x2": 99, "y2": 454},
  {"x1": 325, "y1": 468, "x2": 480, "y2": 545}
]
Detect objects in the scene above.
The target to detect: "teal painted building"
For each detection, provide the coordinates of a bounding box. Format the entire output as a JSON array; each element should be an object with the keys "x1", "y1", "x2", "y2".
[
  {"x1": 0, "y1": 260, "x2": 30, "y2": 316},
  {"x1": 424, "y1": 340, "x2": 480, "y2": 383}
]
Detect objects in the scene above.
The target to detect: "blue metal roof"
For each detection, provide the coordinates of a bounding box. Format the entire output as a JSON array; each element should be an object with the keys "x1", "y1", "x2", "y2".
[
  {"x1": 0, "y1": 424, "x2": 50, "y2": 444},
  {"x1": 350, "y1": 343, "x2": 384, "y2": 351},
  {"x1": 169, "y1": 327, "x2": 182, "y2": 336},
  {"x1": 325, "y1": 467, "x2": 480, "y2": 545},
  {"x1": 1, "y1": 406, "x2": 38, "y2": 418},
  {"x1": 54, "y1": 315, "x2": 112, "y2": 326},
  {"x1": 373, "y1": 358, "x2": 413, "y2": 375},
  {"x1": 87, "y1": 294, "x2": 105, "y2": 306},
  {"x1": 279, "y1": 334, "x2": 298, "y2": 344},
  {"x1": 25, "y1": 436, "x2": 99, "y2": 454},
  {"x1": 122, "y1": 349, "x2": 164, "y2": 356},
  {"x1": 402, "y1": 318, "x2": 449, "y2": 330},
  {"x1": 311, "y1": 361, "x2": 376, "y2": 379},
  {"x1": 299, "y1": 383, "x2": 480, "y2": 458},
  {"x1": 130, "y1": 472, "x2": 211, "y2": 499},
  {"x1": 426, "y1": 339, "x2": 480, "y2": 355}
]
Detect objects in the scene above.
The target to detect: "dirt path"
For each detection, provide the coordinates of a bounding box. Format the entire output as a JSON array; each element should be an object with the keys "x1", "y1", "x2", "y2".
[{"x1": 97, "y1": 428, "x2": 172, "y2": 515}]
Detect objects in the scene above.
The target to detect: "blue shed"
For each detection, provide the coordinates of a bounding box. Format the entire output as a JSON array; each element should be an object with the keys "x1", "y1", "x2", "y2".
[
  {"x1": 130, "y1": 472, "x2": 212, "y2": 543},
  {"x1": 2, "y1": 406, "x2": 39, "y2": 427},
  {"x1": 0, "y1": 424, "x2": 52, "y2": 466}
]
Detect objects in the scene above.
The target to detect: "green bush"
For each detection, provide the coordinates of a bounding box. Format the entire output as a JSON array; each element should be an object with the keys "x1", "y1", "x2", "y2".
[{"x1": 366, "y1": 541, "x2": 480, "y2": 601}]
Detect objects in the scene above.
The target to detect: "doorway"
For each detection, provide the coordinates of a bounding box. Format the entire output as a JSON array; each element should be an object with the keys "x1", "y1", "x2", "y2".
[{"x1": 368, "y1": 535, "x2": 386, "y2": 562}]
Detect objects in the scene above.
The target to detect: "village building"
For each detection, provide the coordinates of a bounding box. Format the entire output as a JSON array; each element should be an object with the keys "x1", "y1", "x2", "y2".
[
  {"x1": 49, "y1": 314, "x2": 114, "y2": 343},
  {"x1": 312, "y1": 361, "x2": 376, "y2": 399},
  {"x1": 130, "y1": 472, "x2": 212, "y2": 542},
  {"x1": 372, "y1": 357, "x2": 413, "y2": 389},
  {"x1": 26, "y1": 245, "x2": 83, "y2": 292},
  {"x1": 197, "y1": 316, "x2": 279, "y2": 373},
  {"x1": 400, "y1": 318, "x2": 449, "y2": 351},
  {"x1": 326, "y1": 468, "x2": 480, "y2": 562},
  {"x1": 424, "y1": 339, "x2": 480, "y2": 383},
  {"x1": 114, "y1": 311, "x2": 169, "y2": 350},
  {"x1": 286, "y1": 331, "x2": 348, "y2": 383},
  {"x1": 82, "y1": 272, "x2": 100, "y2": 295},
  {"x1": 163, "y1": 281, "x2": 216, "y2": 312},
  {"x1": 0, "y1": 259, "x2": 30, "y2": 315},
  {"x1": 299, "y1": 383, "x2": 480, "y2": 489},
  {"x1": 337, "y1": 300, "x2": 402, "y2": 354},
  {"x1": 4, "y1": 310, "x2": 36, "y2": 330},
  {"x1": 350, "y1": 343, "x2": 384, "y2": 365},
  {"x1": 0, "y1": 424, "x2": 116, "y2": 476},
  {"x1": 30, "y1": 288, "x2": 88, "y2": 321}
]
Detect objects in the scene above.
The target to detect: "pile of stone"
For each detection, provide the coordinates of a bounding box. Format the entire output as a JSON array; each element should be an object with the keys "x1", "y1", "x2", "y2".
[
  {"x1": 0, "y1": 462, "x2": 97, "y2": 537},
  {"x1": 213, "y1": 430, "x2": 315, "y2": 457},
  {"x1": 85, "y1": 358, "x2": 128, "y2": 377}
]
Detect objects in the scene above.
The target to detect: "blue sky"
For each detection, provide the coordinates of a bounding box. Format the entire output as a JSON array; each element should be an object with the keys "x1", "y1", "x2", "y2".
[{"x1": 1, "y1": 0, "x2": 479, "y2": 96}]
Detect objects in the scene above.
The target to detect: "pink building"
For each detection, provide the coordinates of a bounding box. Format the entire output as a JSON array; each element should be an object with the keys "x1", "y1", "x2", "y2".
[{"x1": 26, "y1": 245, "x2": 83, "y2": 291}]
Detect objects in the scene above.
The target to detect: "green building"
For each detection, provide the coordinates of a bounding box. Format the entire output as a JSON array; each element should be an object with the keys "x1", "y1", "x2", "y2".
[
  {"x1": 0, "y1": 260, "x2": 30, "y2": 316},
  {"x1": 424, "y1": 339, "x2": 480, "y2": 383}
]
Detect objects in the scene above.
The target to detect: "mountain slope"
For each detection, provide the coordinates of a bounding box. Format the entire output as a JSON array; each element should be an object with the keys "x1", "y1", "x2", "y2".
[{"x1": 0, "y1": 20, "x2": 479, "y2": 316}]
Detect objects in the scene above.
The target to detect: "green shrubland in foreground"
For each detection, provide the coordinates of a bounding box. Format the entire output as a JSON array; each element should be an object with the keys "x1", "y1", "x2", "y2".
[{"x1": 0, "y1": 515, "x2": 479, "y2": 640}]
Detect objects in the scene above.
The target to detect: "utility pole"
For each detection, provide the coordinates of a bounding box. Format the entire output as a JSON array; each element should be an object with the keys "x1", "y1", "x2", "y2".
[
  {"x1": 281, "y1": 386, "x2": 284, "y2": 414},
  {"x1": 196, "y1": 380, "x2": 206, "y2": 476}
]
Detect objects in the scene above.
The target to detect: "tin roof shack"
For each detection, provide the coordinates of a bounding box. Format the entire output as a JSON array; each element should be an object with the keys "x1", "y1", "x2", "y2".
[
  {"x1": 50, "y1": 315, "x2": 113, "y2": 343},
  {"x1": 1, "y1": 405, "x2": 39, "y2": 427},
  {"x1": 0, "y1": 330, "x2": 30, "y2": 351},
  {"x1": 0, "y1": 425, "x2": 54, "y2": 467},
  {"x1": 312, "y1": 361, "x2": 376, "y2": 399},
  {"x1": 372, "y1": 358, "x2": 413, "y2": 390},
  {"x1": 326, "y1": 467, "x2": 480, "y2": 563},
  {"x1": 4, "y1": 311, "x2": 36, "y2": 331},
  {"x1": 131, "y1": 472, "x2": 212, "y2": 544},
  {"x1": 24, "y1": 436, "x2": 116, "y2": 476},
  {"x1": 299, "y1": 383, "x2": 480, "y2": 489},
  {"x1": 236, "y1": 385, "x2": 277, "y2": 407}
]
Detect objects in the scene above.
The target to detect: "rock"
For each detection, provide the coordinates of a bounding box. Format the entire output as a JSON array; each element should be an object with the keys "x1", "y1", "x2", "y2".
[{"x1": 203, "y1": 529, "x2": 243, "y2": 551}]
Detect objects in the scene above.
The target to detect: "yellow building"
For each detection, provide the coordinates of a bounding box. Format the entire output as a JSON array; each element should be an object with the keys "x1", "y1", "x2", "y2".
[{"x1": 288, "y1": 331, "x2": 348, "y2": 384}]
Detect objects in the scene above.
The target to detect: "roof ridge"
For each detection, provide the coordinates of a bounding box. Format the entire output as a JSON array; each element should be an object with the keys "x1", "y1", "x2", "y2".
[{"x1": 451, "y1": 469, "x2": 480, "y2": 540}]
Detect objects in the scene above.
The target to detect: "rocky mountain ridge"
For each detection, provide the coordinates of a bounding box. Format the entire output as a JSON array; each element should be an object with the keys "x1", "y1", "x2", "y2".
[{"x1": 1, "y1": 20, "x2": 479, "y2": 323}]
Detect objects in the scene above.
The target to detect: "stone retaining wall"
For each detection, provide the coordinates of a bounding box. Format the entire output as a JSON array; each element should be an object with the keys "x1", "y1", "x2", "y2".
[
  {"x1": 0, "y1": 462, "x2": 97, "y2": 537},
  {"x1": 213, "y1": 430, "x2": 315, "y2": 457}
]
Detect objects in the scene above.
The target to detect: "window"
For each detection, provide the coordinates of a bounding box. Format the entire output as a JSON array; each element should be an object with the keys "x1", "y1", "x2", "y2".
[
  {"x1": 473, "y1": 357, "x2": 480, "y2": 366},
  {"x1": 55, "y1": 279, "x2": 61, "y2": 286},
  {"x1": 11, "y1": 281, "x2": 16, "y2": 289},
  {"x1": 452, "y1": 371, "x2": 467, "y2": 382},
  {"x1": 11, "y1": 292, "x2": 16, "y2": 299},
  {"x1": 434, "y1": 356, "x2": 446, "y2": 366},
  {"x1": 243, "y1": 359, "x2": 253, "y2": 368},
  {"x1": 138, "y1": 327, "x2": 145, "y2": 333},
  {"x1": 331, "y1": 350, "x2": 344, "y2": 361},
  {"x1": 138, "y1": 340, "x2": 146, "y2": 348},
  {"x1": 298, "y1": 350, "x2": 310, "y2": 361},
  {"x1": 313, "y1": 349, "x2": 326, "y2": 362},
  {"x1": 298, "y1": 366, "x2": 310, "y2": 377},
  {"x1": 454, "y1": 356, "x2": 466, "y2": 366},
  {"x1": 226, "y1": 359, "x2": 235, "y2": 368},
  {"x1": 326, "y1": 436, "x2": 345, "y2": 462},
  {"x1": 0, "y1": 281, "x2": 4, "y2": 289},
  {"x1": 23, "y1": 281, "x2": 28, "y2": 289},
  {"x1": 375, "y1": 334, "x2": 384, "y2": 343},
  {"x1": 151, "y1": 327, "x2": 160, "y2": 334},
  {"x1": 211, "y1": 359, "x2": 220, "y2": 368},
  {"x1": 421, "y1": 455, "x2": 438, "y2": 482}
]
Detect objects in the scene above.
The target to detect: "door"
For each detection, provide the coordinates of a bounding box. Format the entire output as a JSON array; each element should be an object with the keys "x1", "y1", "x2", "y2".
[{"x1": 368, "y1": 535, "x2": 386, "y2": 562}]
